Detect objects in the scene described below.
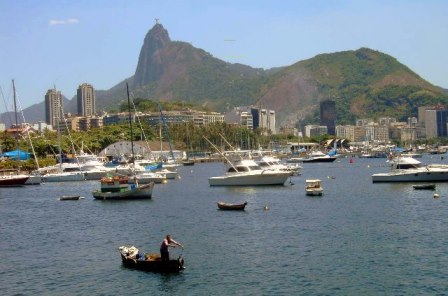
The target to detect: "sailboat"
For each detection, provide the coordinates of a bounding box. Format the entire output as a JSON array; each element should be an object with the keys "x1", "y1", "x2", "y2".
[
  {"x1": 38, "y1": 95, "x2": 86, "y2": 182},
  {"x1": 0, "y1": 80, "x2": 30, "y2": 187},
  {"x1": 92, "y1": 83, "x2": 154, "y2": 200}
]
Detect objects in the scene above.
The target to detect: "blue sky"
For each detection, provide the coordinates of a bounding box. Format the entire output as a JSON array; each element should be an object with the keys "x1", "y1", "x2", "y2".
[{"x1": 1, "y1": 0, "x2": 447, "y2": 111}]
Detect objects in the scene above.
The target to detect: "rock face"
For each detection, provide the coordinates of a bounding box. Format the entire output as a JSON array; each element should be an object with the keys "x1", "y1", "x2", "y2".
[{"x1": 133, "y1": 23, "x2": 172, "y2": 88}]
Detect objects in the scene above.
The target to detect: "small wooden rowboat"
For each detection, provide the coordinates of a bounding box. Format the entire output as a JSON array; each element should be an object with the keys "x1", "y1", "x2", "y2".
[
  {"x1": 412, "y1": 184, "x2": 436, "y2": 190},
  {"x1": 119, "y1": 246, "x2": 185, "y2": 273},
  {"x1": 217, "y1": 201, "x2": 247, "y2": 211},
  {"x1": 59, "y1": 195, "x2": 84, "y2": 201}
]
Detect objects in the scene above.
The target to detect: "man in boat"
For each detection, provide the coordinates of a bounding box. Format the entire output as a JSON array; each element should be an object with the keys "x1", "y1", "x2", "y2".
[{"x1": 160, "y1": 235, "x2": 183, "y2": 261}]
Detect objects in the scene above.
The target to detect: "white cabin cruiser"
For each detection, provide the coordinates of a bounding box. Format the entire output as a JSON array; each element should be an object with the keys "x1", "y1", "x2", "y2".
[
  {"x1": 208, "y1": 159, "x2": 291, "y2": 186},
  {"x1": 372, "y1": 157, "x2": 448, "y2": 183}
]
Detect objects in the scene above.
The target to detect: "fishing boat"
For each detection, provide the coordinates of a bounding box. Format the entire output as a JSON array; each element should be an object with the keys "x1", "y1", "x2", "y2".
[
  {"x1": 305, "y1": 179, "x2": 323, "y2": 196},
  {"x1": 119, "y1": 245, "x2": 185, "y2": 273},
  {"x1": 217, "y1": 201, "x2": 247, "y2": 211},
  {"x1": 59, "y1": 195, "x2": 84, "y2": 201},
  {"x1": 92, "y1": 175, "x2": 154, "y2": 200},
  {"x1": 92, "y1": 82, "x2": 155, "y2": 200},
  {"x1": 412, "y1": 184, "x2": 436, "y2": 190}
]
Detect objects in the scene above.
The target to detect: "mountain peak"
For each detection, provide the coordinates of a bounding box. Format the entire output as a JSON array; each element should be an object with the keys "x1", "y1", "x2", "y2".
[{"x1": 133, "y1": 22, "x2": 171, "y2": 88}]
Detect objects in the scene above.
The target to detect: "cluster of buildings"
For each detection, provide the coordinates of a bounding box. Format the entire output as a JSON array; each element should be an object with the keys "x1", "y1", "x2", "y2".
[
  {"x1": 3, "y1": 83, "x2": 447, "y2": 146},
  {"x1": 41, "y1": 83, "x2": 277, "y2": 134},
  {"x1": 298, "y1": 100, "x2": 448, "y2": 144}
]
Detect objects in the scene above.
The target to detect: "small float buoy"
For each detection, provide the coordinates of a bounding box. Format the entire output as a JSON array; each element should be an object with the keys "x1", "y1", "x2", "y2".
[
  {"x1": 434, "y1": 193, "x2": 440, "y2": 198},
  {"x1": 367, "y1": 165, "x2": 370, "y2": 168},
  {"x1": 191, "y1": 170, "x2": 194, "y2": 173},
  {"x1": 162, "y1": 179, "x2": 168, "y2": 184},
  {"x1": 263, "y1": 205, "x2": 269, "y2": 211}
]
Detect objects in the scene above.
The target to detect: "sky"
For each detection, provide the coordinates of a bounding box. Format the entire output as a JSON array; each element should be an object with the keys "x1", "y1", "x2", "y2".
[{"x1": 1, "y1": 0, "x2": 447, "y2": 111}]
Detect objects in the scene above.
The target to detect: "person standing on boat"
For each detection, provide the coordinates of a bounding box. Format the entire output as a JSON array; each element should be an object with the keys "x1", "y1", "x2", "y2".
[{"x1": 160, "y1": 235, "x2": 183, "y2": 261}]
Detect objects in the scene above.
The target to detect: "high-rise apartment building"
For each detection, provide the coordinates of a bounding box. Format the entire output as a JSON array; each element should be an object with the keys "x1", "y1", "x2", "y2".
[
  {"x1": 77, "y1": 83, "x2": 96, "y2": 117},
  {"x1": 320, "y1": 100, "x2": 336, "y2": 135},
  {"x1": 425, "y1": 109, "x2": 448, "y2": 139},
  {"x1": 45, "y1": 89, "x2": 63, "y2": 128},
  {"x1": 251, "y1": 108, "x2": 276, "y2": 135}
]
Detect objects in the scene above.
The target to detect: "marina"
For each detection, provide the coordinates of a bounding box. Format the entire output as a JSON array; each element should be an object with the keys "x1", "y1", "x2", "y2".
[{"x1": 2, "y1": 156, "x2": 448, "y2": 294}]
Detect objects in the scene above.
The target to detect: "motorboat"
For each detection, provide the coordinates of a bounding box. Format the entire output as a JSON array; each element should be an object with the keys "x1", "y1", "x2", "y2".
[
  {"x1": 372, "y1": 157, "x2": 448, "y2": 183},
  {"x1": 305, "y1": 179, "x2": 323, "y2": 196},
  {"x1": 217, "y1": 201, "x2": 247, "y2": 210},
  {"x1": 208, "y1": 159, "x2": 291, "y2": 186},
  {"x1": 301, "y1": 151, "x2": 337, "y2": 163},
  {"x1": 130, "y1": 172, "x2": 167, "y2": 184},
  {"x1": 119, "y1": 245, "x2": 185, "y2": 273},
  {"x1": 92, "y1": 175, "x2": 154, "y2": 200},
  {"x1": 255, "y1": 155, "x2": 301, "y2": 176}
]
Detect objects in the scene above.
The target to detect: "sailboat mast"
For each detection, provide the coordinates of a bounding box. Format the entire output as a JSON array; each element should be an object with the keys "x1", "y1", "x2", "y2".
[
  {"x1": 12, "y1": 80, "x2": 20, "y2": 160},
  {"x1": 158, "y1": 102, "x2": 175, "y2": 161},
  {"x1": 126, "y1": 83, "x2": 135, "y2": 164}
]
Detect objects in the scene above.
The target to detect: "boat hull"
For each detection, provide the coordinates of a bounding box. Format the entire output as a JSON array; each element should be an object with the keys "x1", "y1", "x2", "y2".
[
  {"x1": 120, "y1": 254, "x2": 184, "y2": 273},
  {"x1": 372, "y1": 170, "x2": 448, "y2": 183},
  {"x1": 217, "y1": 202, "x2": 247, "y2": 210},
  {"x1": 42, "y1": 172, "x2": 86, "y2": 182},
  {"x1": 412, "y1": 184, "x2": 436, "y2": 190},
  {"x1": 306, "y1": 189, "x2": 323, "y2": 196},
  {"x1": 302, "y1": 157, "x2": 337, "y2": 163},
  {"x1": 59, "y1": 195, "x2": 83, "y2": 200},
  {"x1": 0, "y1": 175, "x2": 29, "y2": 187},
  {"x1": 92, "y1": 182, "x2": 154, "y2": 200},
  {"x1": 209, "y1": 172, "x2": 289, "y2": 186}
]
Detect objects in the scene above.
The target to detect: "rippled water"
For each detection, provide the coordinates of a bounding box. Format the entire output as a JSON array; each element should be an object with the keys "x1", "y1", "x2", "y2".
[{"x1": 2, "y1": 156, "x2": 448, "y2": 295}]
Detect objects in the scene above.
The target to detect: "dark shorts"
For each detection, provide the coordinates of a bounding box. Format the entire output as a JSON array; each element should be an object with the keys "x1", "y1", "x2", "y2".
[{"x1": 160, "y1": 250, "x2": 169, "y2": 261}]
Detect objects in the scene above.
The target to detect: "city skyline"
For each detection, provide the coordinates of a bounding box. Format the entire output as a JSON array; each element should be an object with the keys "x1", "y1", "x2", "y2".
[{"x1": 1, "y1": 0, "x2": 447, "y2": 112}]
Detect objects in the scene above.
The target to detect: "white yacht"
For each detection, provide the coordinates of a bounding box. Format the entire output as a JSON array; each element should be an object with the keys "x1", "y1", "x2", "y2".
[
  {"x1": 255, "y1": 155, "x2": 301, "y2": 176},
  {"x1": 372, "y1": 157, "x2": 448, "y2": 182},
  {"x1": 208, "y1": 159, "x2": 291, "y2": 186}
]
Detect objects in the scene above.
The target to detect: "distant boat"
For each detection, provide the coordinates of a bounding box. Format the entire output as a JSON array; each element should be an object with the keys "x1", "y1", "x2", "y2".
[
  {"x1": 182, "y1": 159, "x2": 195, "y2": 166},
  {"x1": 305, "y1": 179, "x2": 323, "y2": 196},
  {"x1": 412, "y1": 184, "x2": 436, "y2": 190},
  {"x1": 217, "y1": 201, "x2": 247, "y2": 211},
  {"x1": 59, "y1": 195, "x2": 84, "y2": 201},
  {"x1": 301, "y1": 151, "x2": 337, "y2": 163},
  {"x1": 372, "y1": 157, "x2": 448, "y2": 182}
]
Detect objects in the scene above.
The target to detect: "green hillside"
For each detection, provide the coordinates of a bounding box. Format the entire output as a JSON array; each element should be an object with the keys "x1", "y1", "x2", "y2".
[
  {"x1": 256, "y1": 48, "x2": 448, "y2": 125},
  {"x1": 93, "y1": 24, "x2": 448, "y2": 127}
]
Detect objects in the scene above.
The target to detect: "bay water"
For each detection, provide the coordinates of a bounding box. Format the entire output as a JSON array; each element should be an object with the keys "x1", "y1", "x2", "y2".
[{"x1": 1, "y1": 156, "x2": 448, "y2": 295}]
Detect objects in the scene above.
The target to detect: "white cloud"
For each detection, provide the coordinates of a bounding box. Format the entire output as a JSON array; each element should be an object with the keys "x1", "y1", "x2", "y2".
[{"x1": 49, "y1": 18, "x2": 79, "y2": 26}]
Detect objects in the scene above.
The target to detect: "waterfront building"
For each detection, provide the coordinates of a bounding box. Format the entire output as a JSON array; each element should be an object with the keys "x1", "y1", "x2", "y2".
[{"x1": 45, "y1": 88, "x2": 63, "y2": 127}]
